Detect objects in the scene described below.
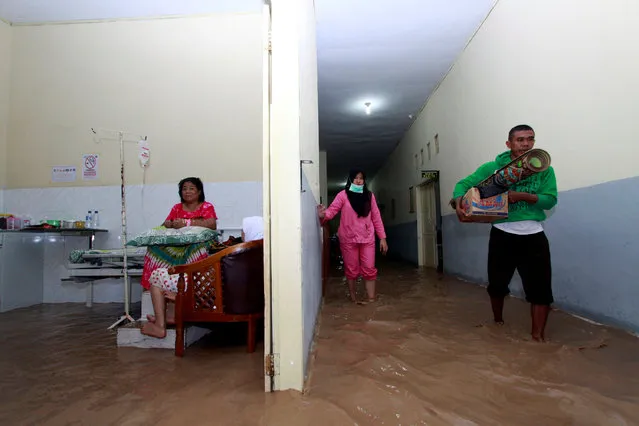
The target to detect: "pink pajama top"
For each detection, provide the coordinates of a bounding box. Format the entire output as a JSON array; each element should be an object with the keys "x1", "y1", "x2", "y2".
[{"x1": 323, "y1": 190, "x2": 386, "y2": 244}]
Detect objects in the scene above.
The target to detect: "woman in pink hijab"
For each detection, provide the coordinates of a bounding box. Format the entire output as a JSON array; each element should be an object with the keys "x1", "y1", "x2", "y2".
[{"x1": 318, "y1": 169, "x2": 388, "y2": 304}]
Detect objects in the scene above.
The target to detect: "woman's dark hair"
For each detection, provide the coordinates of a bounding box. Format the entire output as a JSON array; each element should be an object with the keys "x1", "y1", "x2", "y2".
[
  {"x1": 178, "y1": 177, "x2": 205, "y2": 202},
  {"x1": 344, "y1": 169, "x2": 372, "y2": 218}
]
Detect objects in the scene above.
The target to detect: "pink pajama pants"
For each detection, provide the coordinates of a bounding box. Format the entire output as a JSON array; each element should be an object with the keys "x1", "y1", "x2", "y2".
[{"x1": 340, "y1": 241, "x2": 377, "y2": 281}]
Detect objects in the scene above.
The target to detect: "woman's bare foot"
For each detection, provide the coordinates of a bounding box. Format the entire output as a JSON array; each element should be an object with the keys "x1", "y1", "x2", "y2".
[
  {"x1": 146, "y1": 312, "x2": 175, "y2": 325},
  {"x1": 141, "y1": 321, "x2": 167, "y2": 339},
  {"x1": 531, "y1": 333, "x2": 546, "y2": 342},
  {"x1": 146, "y1": 297, "x2": 176, "y2": 324}
]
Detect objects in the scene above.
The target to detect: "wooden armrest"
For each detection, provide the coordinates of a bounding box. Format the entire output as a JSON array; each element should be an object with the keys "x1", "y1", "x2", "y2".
[
  {"x1": 169, "y1": 239, "x2": 264, "y2": 317},
  {"x1": 168, "y1": 239, "x2": 263, "y2": 275}
]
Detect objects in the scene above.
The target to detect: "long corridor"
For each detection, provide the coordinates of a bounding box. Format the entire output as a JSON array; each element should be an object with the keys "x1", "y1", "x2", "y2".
[{"x1": 1, "y1": 260, "x2": 638, "y2": 425}]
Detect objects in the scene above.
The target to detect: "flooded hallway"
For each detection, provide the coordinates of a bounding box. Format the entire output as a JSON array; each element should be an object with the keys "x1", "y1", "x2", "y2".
[
  {"x1": 2, "y1": 260, "x2": 638, "y2": 425},
  {"x1": 1, "y1": 0, "x2": 639, "y2": 425}
]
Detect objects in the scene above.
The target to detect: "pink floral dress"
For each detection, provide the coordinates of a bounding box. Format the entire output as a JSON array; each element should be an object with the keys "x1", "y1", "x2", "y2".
[{"x1": 141, "y1": 202, "x2": 218, "y2": 292}]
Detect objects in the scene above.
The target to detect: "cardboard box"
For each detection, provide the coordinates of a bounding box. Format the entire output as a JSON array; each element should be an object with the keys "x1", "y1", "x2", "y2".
[{"x1": 461, "y1": 187, "x2": 508, "y2": 223}]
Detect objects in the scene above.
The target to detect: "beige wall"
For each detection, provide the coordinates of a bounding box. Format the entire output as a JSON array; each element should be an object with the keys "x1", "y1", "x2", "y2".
[
  {"x1": 6, "y1": 14, "x2": 263, "y2": 189},
  {"x1": 0, "y1": 20, "x2": 11, "y2": 190},
  {"x1": 270, "y1": 0, "x2": 303, "y2": 390},
  {"x1": 269, "y1": 0, "x2": 321, "y2": 392},
  {"x1": 371, "y1": 0, "x2": 639, "y2": 224},
  {"x1": 298, "y1": 2, "x2": 320, "y2": 203}
]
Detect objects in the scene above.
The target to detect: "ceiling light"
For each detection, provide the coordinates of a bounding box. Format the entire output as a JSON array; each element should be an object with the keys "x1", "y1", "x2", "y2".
[{"x1": 364, "y1": 102, "x2": 372, "y2": 115}]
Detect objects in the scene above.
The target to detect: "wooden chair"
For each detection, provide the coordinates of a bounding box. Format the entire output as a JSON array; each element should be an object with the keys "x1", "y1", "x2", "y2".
[{"x1": 169, "y1": 239, "x2": 264, "y2": 357}]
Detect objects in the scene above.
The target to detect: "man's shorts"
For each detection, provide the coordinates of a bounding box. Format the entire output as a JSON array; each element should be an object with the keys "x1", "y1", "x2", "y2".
[{"x1": 487, "y1": 226, "x2": 553, "y2": 305}]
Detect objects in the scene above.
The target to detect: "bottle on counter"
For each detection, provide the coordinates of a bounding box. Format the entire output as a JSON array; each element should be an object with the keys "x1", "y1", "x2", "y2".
[
  {"x1": 93, "y1": 210, "x2": 99, "y2": 229},
  {"x1": 86, "y1": 211, "x2": 93, "y2": 228}
]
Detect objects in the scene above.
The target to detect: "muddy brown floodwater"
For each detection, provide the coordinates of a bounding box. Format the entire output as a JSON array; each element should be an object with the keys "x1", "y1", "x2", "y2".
[{"x1": 1, "y1": 260, "x2": 638, "y2": 425}]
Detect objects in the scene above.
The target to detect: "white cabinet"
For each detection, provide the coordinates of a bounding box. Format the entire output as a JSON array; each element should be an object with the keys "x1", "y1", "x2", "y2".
[{"x1": 0, "y1": 232, "x2": 45, "y2": 312}]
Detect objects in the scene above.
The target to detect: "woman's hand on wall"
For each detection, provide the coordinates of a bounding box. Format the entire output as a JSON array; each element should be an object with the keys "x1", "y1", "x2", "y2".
[
  {"x1": 317, "y1": 204, "x2": 326, "y2": 220},
  {"x1": 379, "y1": 239, "x2": 388, "y2": 255}
]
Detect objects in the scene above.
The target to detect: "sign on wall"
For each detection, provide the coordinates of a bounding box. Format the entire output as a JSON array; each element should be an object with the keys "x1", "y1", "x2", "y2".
[
  {"x1": 421, "y1": 170, "x2": 439, "y2": 183},
  {"x1": 51, "y1": 166, "x2": 77, "y2": 183},
  {"x1": 82, "y1": 154, "x2": 99, "y2": 181}
]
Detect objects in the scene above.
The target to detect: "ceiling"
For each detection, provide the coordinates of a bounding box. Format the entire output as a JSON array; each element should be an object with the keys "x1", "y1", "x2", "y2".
[
  {"x1": 316, "y1": 0, "x2": 497, "y2": 191},
  {"x1": 0, "y1": 0, "x2": 262, "y2": 23},
  {"x1": 0, "y1": 0, "x2": 497, "y2": 191}
]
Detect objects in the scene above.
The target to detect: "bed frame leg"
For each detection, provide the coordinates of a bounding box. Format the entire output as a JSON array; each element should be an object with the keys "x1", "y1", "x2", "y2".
[{"x1": 86, "y1": 282, "x2": 93, "y2": 308}]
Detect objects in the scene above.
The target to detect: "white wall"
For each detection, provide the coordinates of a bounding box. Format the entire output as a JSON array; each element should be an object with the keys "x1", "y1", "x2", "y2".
[
  {"x1": 0, "y1": 20, "x2": 11, "y2": 208},
  {"x1": 0, "y1": 13, "x2": 265, "y2": 304},
  {"x1": 269, "y1": 0, "x2": 321, "y2": 392},
  {"x1": 270, "y1": 0, "x2": 302, "y2": 391},
  {"x1": 372, "y1": 0, "x2": 639, "y2": 221},
  {"x1": 4, "y1": 181, "x2": 261, "y2": 304},
  {"x1": 298, "y1": 0, "x2": 321, "y2": 380},
  {"x1": 370, "y1": 0, "x2": 639, "y2": 332},
  {"x1": 6, "y1": 14, "x2": 263, "y2": 189}
]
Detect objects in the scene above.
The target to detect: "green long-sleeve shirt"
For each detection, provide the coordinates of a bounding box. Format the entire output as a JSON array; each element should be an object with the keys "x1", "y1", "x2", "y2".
[{"x1": 452, "y1": 150, "x2": 558, "y2": 224}]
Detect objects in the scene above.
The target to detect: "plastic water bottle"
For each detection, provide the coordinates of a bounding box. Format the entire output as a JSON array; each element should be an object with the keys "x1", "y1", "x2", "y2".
[
  {"x1": 86, "y1": 211, "x2": 93, "y2": 228},
  {"x1": 93, "y1": 211, "x2": 99, "y2": 229}
]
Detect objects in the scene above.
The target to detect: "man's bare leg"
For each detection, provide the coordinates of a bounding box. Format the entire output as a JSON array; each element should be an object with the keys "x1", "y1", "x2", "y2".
[
  {"x1": 531, "y1": 304, "x2": 550, "y2": 341},
  {"x1": 491, "y1": 296, "x2": 505, "y2": 324},
  {"x1": 141, "y1": 286, "x2": 167, "y2": 338}
]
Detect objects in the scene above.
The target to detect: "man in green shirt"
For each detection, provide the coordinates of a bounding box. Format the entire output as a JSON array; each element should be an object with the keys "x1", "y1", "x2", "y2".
[{"x1": 452, "y1": 124, "x2": 558, "y2": 341}]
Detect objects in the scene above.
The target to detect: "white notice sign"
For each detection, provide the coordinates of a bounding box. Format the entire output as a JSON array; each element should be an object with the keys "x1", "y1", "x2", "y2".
[
  {"x1": 51, "y1": 166, "x2": 77, "y2": 183},
  {"x1": 82, "y1": 154, "x2": 99, "y2": 180}
]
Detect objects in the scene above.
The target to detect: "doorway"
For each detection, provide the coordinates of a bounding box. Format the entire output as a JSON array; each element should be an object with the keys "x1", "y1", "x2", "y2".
[{"x1": 416, "y1": 171, "x2": 443, "y2": 273}]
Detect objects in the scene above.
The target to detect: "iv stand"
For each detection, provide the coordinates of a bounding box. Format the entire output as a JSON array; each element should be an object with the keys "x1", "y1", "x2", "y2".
[
  {"x1": 91, "y1": 128, "x2": 146, "y2": 330},
  {"x1": 107, "y1": 131, "x2": 134, "y2": 329}
]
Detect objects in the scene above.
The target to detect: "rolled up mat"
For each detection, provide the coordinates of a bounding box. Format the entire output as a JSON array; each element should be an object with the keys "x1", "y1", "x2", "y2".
[{"x1": 476, "y1": 148, "x2": 551, "y2": 199}]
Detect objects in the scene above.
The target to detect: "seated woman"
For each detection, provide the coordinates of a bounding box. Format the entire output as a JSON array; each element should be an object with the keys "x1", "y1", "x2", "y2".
[
  {"x1": 142, "y1": 215, "x2": 263, "y2": 339},
  {"x1": 141, "y1": 177, "x2": 217, "y2": 338}
]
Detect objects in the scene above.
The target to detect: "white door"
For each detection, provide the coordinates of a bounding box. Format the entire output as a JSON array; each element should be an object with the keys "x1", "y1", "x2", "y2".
[
  {"x1": 261, "y1": 2, "x2": 274, "y2": 393},
  {"x1": 417, "y1": 182, "x2": 438, "y2": 268}
]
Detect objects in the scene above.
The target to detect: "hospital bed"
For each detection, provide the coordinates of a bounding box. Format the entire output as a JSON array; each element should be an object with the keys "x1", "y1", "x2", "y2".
[
  {"x1": 64, "y1": 247, "x2": 147, "y2": 280},
  {"x1": 59, "y1": 228, "x2": 242, "y2": 308},
  {"x1": 61, "y1": 248, "x2": 147, "y2": 307}
]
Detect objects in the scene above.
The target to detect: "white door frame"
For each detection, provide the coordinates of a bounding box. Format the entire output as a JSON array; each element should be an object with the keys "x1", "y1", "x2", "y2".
[
  {"x1": 261, "y1": 0, "x2": 274, "y2": 393},
  {"x1": 415, "y1": 170, "x2": 443, "y2": 272},
  {"x1": 416, "y1": 181, "x2": 437, "y2": 268}
]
